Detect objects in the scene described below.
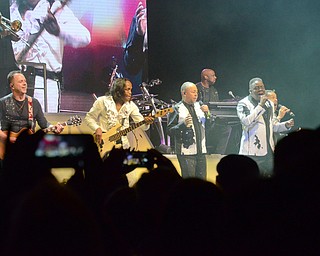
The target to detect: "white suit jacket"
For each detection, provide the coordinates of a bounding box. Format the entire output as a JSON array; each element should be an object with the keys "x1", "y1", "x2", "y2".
[{"x1": 237, "y1": 96, "x2": 289, "y2": 156}]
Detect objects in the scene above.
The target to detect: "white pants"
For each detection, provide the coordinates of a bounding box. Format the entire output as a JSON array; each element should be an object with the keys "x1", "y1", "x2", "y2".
[{"x1": 34, "y1": 75, "x2": 60, "y2": 113}]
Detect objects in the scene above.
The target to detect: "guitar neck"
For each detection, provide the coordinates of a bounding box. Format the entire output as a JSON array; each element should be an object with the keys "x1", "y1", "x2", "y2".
[
  {"x1": 109, "y1": 120, "x2": 146, "y2": 142},
  {"x1": 43, "y1": 121, "x2": 67, "y2": 133},
  {"x1": 17, "y1": 1, "x2": 68, "y2": 62},
  {"x1": 107, "y1": 108, "x2": 173, "y2": 142}
]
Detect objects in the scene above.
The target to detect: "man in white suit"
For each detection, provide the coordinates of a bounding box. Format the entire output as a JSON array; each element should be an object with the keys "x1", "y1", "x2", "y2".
[{"x1": 237, "y1": 78, "x2": 294, "y2": 177}]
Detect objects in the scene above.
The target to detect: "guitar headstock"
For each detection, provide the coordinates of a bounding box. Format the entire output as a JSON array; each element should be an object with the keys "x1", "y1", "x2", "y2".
[
  {"x1": 154, "y1": 107, "x2": 174, "y2": 118},
  {"x1": 66, "y1": 115, "x2": 82, "y2": 126}
]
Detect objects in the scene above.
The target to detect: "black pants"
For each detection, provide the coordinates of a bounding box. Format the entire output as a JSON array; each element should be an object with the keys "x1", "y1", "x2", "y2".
[
  {"x1": 177, "y1": 154, "x2": 207, "y2": 180},
  {"x1": 248, "y1": 154, "x2": 274, "y2": 178}
]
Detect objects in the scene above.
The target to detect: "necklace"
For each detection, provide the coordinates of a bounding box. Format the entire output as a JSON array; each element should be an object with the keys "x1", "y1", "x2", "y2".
[{"x1": 15, "y1": 98, "x2": 26, "y2": 112}]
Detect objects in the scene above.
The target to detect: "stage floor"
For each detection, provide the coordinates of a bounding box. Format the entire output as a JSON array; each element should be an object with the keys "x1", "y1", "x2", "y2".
[
  {"x1": 52, "y1": 154, "x2": 223, "y2": 187},
  {"x1": 44, "y1": 113, "x2": 224, "y2": 186}
]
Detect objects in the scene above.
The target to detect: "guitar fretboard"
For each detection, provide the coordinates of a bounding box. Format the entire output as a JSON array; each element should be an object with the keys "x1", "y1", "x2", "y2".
[
  {"x1": 107, "y1": 108, "x2": 173, "y2": 143},
  {"x1": 109, "y1": 120, "x2": 146, "y2": 142}
]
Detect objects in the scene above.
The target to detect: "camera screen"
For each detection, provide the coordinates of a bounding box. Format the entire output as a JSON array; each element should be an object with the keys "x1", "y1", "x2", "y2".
[
  {"x1": 123, "y1": 152, "x2": 150, "y2": 167},
  {"x1": 35, "y1": 134, "x2": 85, "y2": 158},
  {"x1": 35, "y1": 134, "x2": 92, "y2": 168}
]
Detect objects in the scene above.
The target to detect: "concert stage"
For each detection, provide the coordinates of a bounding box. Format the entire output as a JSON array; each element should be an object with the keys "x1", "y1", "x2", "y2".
[{"x1": 44, "y1": 113, "x2": 223, "y2": 186}]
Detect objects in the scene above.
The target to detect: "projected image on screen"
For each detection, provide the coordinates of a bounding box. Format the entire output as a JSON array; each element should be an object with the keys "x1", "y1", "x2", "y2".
[{"x1": 5, "y1": 0, "x2": 147, "y2": 112}]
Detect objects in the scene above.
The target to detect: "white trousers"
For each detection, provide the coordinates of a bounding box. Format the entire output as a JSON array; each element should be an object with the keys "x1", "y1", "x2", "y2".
[{"x1": 33, "y1": 75, "x2": 60, "y2": 113}]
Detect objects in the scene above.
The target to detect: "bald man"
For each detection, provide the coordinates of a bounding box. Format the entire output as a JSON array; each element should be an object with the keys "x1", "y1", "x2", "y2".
[
  {"x1": 196, "y1": 68, "x2": 238, "y2": 155},
  {"x1": 196, "y1": 68, "x2": 219, "y2": 103},
  {"x1": 167, "y1": 82, "x2": 209, "y2": 179}
]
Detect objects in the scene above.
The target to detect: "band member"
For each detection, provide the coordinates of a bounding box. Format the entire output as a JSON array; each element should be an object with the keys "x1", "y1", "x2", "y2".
[
  {"x1": 0, "y1": 70, "x2": 64, "y2": 158},
  {"x1": 0, "y1": 4, "x2": 19, "y2": 98},
  {"x1": 265, "y1": 89, "x2": 293, "y2": 123},
  {"x1": 10, "y1": 0, "x2": 91, "y2": 113},
  {"x1": 265, "y1": 89, "x2": 296, "y2": 144},
  {"x1": 124, "y1": 1, "x2": 148, "y2": 88},
  {"x1": 167, "y1": 82, "x2": 210, "y2": 179},
  {"x1": 84, "y1": 78, "x2": 154, "y2": 152},
  {"x1": 237, "y1": 78, "x2": 294, "y2": 177}
]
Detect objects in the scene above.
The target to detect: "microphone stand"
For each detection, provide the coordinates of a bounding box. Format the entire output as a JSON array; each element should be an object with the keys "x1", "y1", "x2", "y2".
[{"x1": 140, "y1": 82, "x2": 166, "y2": 145}]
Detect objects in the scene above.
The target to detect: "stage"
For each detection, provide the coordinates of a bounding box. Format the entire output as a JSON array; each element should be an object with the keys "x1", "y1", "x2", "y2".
[{"x1": 44, "y1": 113, "x2": 224, "y2": 186}]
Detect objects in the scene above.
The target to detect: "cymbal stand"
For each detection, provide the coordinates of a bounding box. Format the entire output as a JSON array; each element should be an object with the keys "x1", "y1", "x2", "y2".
[{"x1": 140, "y1": 82, "x2": 166, "y2": 145}]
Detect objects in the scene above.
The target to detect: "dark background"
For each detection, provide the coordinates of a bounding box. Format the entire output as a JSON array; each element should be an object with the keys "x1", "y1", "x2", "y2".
[{"x1": 147, "y1": 0, "x2": 320, "y2": 129}]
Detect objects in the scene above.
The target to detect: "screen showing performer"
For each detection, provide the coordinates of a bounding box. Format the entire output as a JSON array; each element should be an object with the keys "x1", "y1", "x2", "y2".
[{"x1": 0, "y1": 0, "x2": 148, "y2": 112}]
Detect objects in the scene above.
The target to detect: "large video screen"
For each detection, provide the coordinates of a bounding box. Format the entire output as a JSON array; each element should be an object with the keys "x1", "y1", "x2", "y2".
[
  {"x1": 63, "y1": 0, "x2": 147, "y2": 95},
  {"x1": 3, "y1": 0, "x2": 147, "y2": 99}
]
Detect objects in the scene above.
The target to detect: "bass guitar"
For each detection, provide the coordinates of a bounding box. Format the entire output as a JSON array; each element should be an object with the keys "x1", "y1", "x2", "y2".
[
  {"x1": 96, "y1": 108, "x2": 173, "y2": 157},
  {"x1": 0, "y1": 115, "x2": 82, "y2": 159}
]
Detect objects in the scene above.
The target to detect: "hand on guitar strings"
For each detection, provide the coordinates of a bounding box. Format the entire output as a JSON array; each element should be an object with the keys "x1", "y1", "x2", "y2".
[
  {"x1": 48, "y1": 123, "x2": 64, "y2": 134},
  {"x1": 94, "y1": 127, "x2": 103, "y2": 145},
  {"x1": 43, "y1": 8, "x2": 60, "y2": 36},
  {"x1": 144, "y1": 115, "x2": 154, "y2": 125}
]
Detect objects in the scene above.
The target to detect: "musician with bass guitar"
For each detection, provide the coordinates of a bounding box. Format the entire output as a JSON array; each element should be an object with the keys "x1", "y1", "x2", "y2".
[
  {"x1": 84, "y1": 78, "x2": 155, "y2": 157},
  {"x1": 0, "y1": 70, "x2": 64, "y2": 149}
]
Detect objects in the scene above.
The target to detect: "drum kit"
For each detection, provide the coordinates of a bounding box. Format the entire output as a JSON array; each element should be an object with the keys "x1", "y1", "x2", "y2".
[
  {"x1": 132, "y1": 79, "x2": 172, "y2": 116},
  {"x1": 132, "y1": 93, "x2": 171, "y2": 116},
  {"x1": 132, "y1": 80, "x2": 173, "y2": 148}
]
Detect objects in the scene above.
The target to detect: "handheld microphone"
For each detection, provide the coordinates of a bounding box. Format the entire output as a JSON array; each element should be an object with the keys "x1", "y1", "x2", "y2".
[
  {"x1": 278, "y1": 104, "x2": 295, "y2": 117},
  {"x1": 228, "y1": 91, "x2": 236, "y2": 99},
  {"x1": 199, "y1": 101, "x2": 211, "y2": 119},
  {"x1": 265, "y1": 100, "x2": 271, "y2": 108}
]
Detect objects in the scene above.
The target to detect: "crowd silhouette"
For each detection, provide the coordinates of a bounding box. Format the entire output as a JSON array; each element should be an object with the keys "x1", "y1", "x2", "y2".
[{"x1": 0, "y1": 126, "x2": 319, "y2": 255}]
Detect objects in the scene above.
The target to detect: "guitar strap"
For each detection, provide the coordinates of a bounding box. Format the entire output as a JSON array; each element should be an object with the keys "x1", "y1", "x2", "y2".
[{"x1": 27, "y1": 96, "x2": 34, "y2": 126}]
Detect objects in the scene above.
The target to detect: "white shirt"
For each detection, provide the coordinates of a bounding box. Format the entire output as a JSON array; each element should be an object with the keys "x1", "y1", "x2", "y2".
[
  {"x1": 84, "y1": 95, "x2": 149, "y2": 149},
  {"x1": 10, "y1": 0, "x2": 91, "y2": 72}
]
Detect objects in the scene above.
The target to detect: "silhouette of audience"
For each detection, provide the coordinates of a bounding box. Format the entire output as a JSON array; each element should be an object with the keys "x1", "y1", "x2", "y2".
[
  {"x1": 216, "y1": 154, "x2": 260, "y2": 195},
  {"x1": 0, "y1": 126, "x2": 319, "y2": 255}
]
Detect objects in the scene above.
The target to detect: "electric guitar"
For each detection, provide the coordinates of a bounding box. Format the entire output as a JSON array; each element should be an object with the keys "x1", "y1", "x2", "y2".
[
  {"x1": 0, "y1": 115, "x2": 82, "y2": 159},
  {"x1": 96, "y1": 108, "x2": 174, "y2": 157}
]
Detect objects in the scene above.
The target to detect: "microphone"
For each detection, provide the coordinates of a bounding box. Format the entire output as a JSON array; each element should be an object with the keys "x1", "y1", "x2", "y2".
[
  {"x1": 228, "y1": 91, "x2": 236, "y2": 99},
  {"x1": 265, "y1": 100, "x2": 271, "y2": 109},
  {"x1": 199, "y1": 101, "x2": 211, "y2": 119},
  {"x1": 278, "y1": 104, "x2": 295, "y2": 117},
  {"x1": 259, "y1": 95, "x2": 271, "y2": 109}
]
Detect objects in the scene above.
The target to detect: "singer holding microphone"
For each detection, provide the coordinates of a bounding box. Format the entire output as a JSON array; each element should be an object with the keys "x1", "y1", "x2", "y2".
[
  {"x1": 265, "y1": 89, "x2": 296, "y2": 144},
  {"x1": 265, "y1": 89, "x2": 295, "y2": 122},
  {"x1": 167, "y1": 82, "x2": 210, "y2": 179},
  {"x1": 236, "y1": 78, "x2": 294, "y2": 177}
]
